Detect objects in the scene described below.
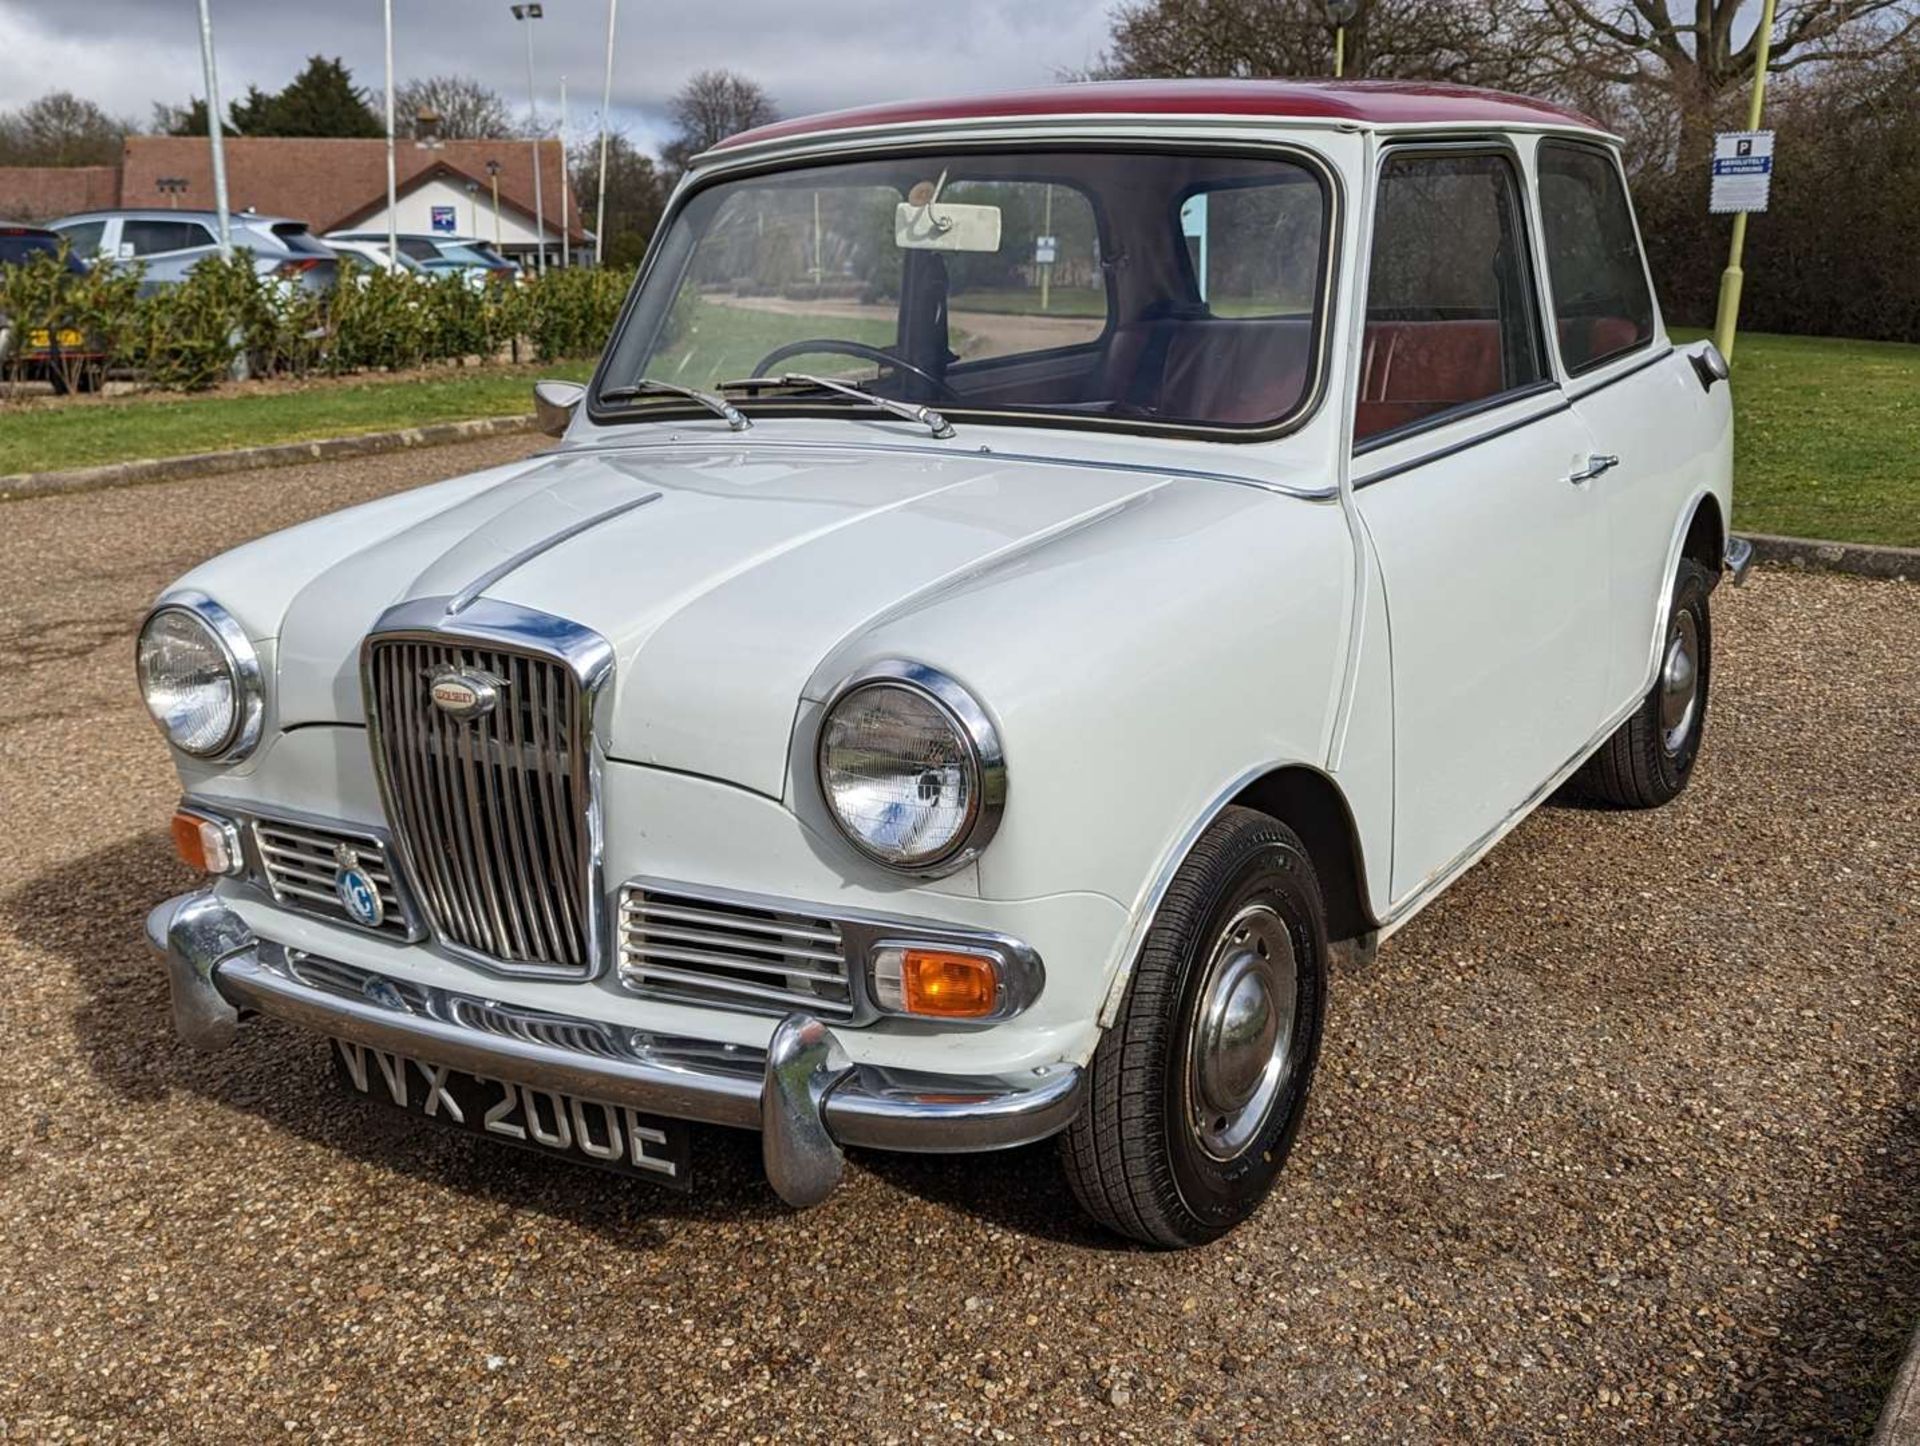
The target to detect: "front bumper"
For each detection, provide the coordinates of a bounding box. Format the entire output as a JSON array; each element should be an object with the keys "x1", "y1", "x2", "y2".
[{"x1": 147, "y1": 892, "x2": 1084, "y2": 1207}]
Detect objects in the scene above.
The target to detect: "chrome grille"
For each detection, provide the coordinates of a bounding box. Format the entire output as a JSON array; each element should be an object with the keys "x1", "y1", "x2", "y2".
[
  {"x1": 252, "y1": 818, "x2": 412, "y2": 938},
  {"x1": 618, "y1": 885, "x2": 854, "y2": 1017},
  {"x1": 367, "y1": 637, "x2": 594, "y2": 975},
  {"x1": 446, "y1": 996, "x2": 626, "y2": 1060},
  {"x1": 285, "y1": 950, "x2": 432, "y2": 1011}
]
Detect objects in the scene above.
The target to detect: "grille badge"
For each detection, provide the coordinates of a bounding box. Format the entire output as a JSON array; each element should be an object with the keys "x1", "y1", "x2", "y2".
[{"x1": 428, "y1": 668, "x2": 503, "y2": 720}]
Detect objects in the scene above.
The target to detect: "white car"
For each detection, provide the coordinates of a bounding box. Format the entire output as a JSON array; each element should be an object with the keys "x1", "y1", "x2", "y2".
[{"x1": 140, "y1": 80, "x2": 1745, "y2": 1247}]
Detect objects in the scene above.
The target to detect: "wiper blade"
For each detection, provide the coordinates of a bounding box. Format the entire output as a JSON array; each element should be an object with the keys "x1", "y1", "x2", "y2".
[
  {"x1": 599, "y1": 378, "x2": 749, "y2": 431},
  {"x1": 720, "y1": 373, "x2": 955, "y2": 440}
]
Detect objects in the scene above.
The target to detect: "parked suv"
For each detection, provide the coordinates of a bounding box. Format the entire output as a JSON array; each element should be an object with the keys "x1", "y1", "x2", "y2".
[{"x1": 48, "y1": 210, "x2": 339, "y2": 296}]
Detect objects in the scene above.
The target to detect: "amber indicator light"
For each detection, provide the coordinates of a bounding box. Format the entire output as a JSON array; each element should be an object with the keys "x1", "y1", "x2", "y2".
[{"x1": 901, "y1": 949, "x2": 999, "y2": 1018}]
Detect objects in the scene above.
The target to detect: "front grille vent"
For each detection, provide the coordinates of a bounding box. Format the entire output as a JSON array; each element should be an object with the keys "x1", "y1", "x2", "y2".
[
  {"x1": 617, "y1": 886, "x2": 854, "y2": 1018},
  {"x1": 366, "y1": 638, "x2": 594, "y2": 976},
  {"x1": 253, "y1": 819, "x2": 412, "y2": 938}
]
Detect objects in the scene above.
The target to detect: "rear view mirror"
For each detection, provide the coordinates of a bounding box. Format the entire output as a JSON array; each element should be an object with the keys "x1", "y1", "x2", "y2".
[{"x1": 895, "y1": 201, "x2": 1002, "y2": 253}]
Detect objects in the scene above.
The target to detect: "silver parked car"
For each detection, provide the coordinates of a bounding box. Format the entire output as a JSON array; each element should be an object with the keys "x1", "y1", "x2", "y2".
[{"x1": 47, "y1": 209, "x2": 340, "y2": 296}]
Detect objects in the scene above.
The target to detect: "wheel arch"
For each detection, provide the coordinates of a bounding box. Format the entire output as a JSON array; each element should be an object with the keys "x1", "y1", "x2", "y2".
[
  {"x1": 1098, "y1": 761, "x2": 1377, "y2": 1026},
  {"x1": 1681, "y1": 492, "x2": 1726, "y2": 587}
]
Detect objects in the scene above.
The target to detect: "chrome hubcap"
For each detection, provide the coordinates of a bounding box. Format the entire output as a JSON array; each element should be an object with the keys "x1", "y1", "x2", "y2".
[
  {"x1": 1659, "y1": 611, "x2": 1700, "y2": 755},
  {"x1": 1187, "y1": 903, "x2": 1297, "y2": 1161}
]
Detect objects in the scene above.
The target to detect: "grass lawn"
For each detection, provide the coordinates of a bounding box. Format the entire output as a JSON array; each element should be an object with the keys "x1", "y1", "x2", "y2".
[
  {"x1": 3, "y1": 320, "x2": 1914, "y2": 550},
  {"x1": 0, "y1": 361, "x2": 598, "y2": 478},
  {"x1": 1673, "y1": 328, "x2": 1920, "y2": 548}
]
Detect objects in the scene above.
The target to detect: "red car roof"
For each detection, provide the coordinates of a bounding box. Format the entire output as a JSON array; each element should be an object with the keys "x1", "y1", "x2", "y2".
[{"x1": 716, "y1": 79, "x2": 1603, "y2": 152}]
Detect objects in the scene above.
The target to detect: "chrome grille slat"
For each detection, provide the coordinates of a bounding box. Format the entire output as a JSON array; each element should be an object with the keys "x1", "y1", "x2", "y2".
[
  {"x1": 617, "y1": 884, "x2": 853, "y2": 1017},
  {"x1": 620, "y1": 901, "x2": 840, "y2": 946},
  {"x1": 618, "y1": 921, "x2": 844, "y2": 965},
  {"x1": 249, "y1": 817, "x2": 410, "y2": 938},
  {"x1": 618, "y1": 939, "x2": 846, "y2": 983},
  {"x1": 368, "y1": 636, "x2": 592, "y2": 974}
]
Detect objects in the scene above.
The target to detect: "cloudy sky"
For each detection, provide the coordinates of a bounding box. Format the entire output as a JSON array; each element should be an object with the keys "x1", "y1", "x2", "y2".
[{"x1": 0, "y1": 0, "x2": 1120, "y2": 154}]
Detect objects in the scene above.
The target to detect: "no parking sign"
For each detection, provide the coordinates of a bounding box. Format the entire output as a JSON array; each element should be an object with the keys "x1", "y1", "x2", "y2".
[{"x1": 1710, "y1": 131, "x2": 1775, "y2": 213}]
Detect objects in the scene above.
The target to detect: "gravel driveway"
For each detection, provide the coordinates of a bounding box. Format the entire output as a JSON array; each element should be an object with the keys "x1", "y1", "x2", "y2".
[{"x1": 1, "y1": 437, "x2": 1914, "y2": 1443}]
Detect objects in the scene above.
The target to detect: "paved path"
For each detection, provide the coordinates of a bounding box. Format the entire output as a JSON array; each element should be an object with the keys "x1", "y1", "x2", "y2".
[{"x1": 0, "y1": 436, "x2": 1914, "y2": 1441}]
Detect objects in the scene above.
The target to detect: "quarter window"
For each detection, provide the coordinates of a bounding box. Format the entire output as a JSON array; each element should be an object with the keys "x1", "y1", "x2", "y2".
[
  {"x1": 1355, "y1": 152, "x2": 1546, "y2": 443},
  {"x1": 1537, "y1": 143, "x2": 1655, "y2": 374}
]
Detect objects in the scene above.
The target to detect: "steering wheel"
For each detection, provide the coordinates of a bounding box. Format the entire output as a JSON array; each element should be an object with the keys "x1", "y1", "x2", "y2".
[{"x1": 749, "y1": 339, "x2": 958, "y2": 402}]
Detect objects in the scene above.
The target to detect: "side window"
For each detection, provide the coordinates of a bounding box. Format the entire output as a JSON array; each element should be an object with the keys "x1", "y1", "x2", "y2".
[
  {"x1": 53, "y1": 220, "x2": 107, "y2": 257},
  {"x1": 1177, "y1": 175, "x2": 1325, "y2": 318},
  {"x1": 1537, "y1": 143, "x2": 1655, "y2": 374},
  {"x1": 122, "y1": 220, "x2": 216, "y2": 256},
  {"x1": 1355, "y1": 152, "x2": 1546, "y2": 444},
  {"x1": 941, "y1": 180, "x2": 1108, "y2": 360}
]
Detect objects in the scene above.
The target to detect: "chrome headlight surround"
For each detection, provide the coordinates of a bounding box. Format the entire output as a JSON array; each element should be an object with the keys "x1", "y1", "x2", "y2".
[
  {"x1": 815, "y1": 659, "x2": 1006, "y2": 878},
  {"x1": 135, "y1": 590, "x2": 264, "y2": 763}
]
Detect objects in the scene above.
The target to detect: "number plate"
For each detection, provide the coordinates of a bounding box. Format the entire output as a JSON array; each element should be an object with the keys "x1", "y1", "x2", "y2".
[{"x1": 330, "y1": 1039, "x2": 691, "y2": 1189}]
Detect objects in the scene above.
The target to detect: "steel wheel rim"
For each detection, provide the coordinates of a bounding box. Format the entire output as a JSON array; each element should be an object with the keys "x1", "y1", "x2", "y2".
[
  {"x1": 1659, "y1": 610, "x2": 1700, "y2": 755},
  {"x1": 1185, "y1": 902, "x2": 1298, "y2": 1162}
]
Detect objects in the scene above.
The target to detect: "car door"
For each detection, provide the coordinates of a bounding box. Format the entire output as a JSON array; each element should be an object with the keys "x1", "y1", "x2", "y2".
[
  {"x1": 1351, "y1": 145, "x2": 1613, "y2": 904},
  {"x1": 1534, "y1": 140, "x2": 1699, "y2": 712}
]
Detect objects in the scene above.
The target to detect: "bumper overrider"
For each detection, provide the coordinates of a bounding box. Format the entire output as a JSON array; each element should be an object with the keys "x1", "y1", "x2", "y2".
[{"x1": 147, "y1": 892, "x2": 1084, "y2": 1208}]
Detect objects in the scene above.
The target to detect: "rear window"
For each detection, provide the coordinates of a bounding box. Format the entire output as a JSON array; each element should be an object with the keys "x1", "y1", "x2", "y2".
[
  {"x1": 0, "y1": 231, "x2": 60, "y2": 265},
  {"x1": 1537, "y1": 143, "x2": 1656, "y2": 374},
  {"x1": 271, "y1": 223, "x2": 333, "y2": 256}
]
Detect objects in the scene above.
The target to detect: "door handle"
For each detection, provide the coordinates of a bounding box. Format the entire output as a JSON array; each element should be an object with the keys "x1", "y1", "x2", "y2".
[{"x1": 1568, "y1": 453, "x2": 1620, "y2": 484}]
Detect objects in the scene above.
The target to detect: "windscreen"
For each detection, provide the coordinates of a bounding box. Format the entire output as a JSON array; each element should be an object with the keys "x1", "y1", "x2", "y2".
[{"x1": 598, "y1": 147, "x2": 1331, "y2": 434}]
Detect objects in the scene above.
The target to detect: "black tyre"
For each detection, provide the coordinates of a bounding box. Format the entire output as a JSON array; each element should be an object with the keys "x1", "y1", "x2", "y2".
[
  {"x1": 1061, "y1": 806, "x2": 1328, "y2": 1248},
  {"x1": 1576, "y1": 559, "x2": 1713, "y2": 808}
]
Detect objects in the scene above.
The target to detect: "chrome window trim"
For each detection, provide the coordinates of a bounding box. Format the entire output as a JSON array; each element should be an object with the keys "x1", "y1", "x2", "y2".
[
  {"x1": 813, "y1": 658, "x2": 1008, "y2": 879},
  {"x1": 617, "y1": 876, "x2": 1045, "y2": 1026},
  {"x1": 138, "y1": 590, "x2": 265, "y2": 763},
  {"x1": 360, "y1": 596, "x2": 616, "y2": 981}
]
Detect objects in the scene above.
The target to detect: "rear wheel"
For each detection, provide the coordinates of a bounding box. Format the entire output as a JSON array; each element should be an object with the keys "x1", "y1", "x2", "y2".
[
  {"x1": 1061, "y1": 807, "x2": 1328, "y2": 1248},
  {"x1": 1576, "y1": 558, "x2": 1712, "y2": 807}
]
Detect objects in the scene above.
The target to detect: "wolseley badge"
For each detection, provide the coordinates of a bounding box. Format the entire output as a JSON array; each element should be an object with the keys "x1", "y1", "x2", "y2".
[
  {"x1": 428, "y1": 668, "x2": 502, "y2": 720},
  {"x1": 333, "y1": 843, "x2": 386, "y2": 929}
]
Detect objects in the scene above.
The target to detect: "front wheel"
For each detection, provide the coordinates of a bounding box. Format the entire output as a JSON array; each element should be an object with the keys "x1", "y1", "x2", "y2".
[
  {"x1": 1575, "y1": 558, "x2": 1713, "y2": 808},
  {"x1": 1061, "y1": 807, "x2": 1328, "y2": 1248}
]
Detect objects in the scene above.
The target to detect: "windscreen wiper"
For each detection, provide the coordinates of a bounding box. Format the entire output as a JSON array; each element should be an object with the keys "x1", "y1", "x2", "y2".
[
  {"x1": 720, "y1": 373, "x2": 955, "y2": 440},
  {"x1": 599, "y1": 378, "x2": 750, "y2": 431}
]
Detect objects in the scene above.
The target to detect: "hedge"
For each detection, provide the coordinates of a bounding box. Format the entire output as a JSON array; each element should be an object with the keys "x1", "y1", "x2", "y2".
[{"x1": 0, "y1": 250, "x2": 634, "y2": 394}]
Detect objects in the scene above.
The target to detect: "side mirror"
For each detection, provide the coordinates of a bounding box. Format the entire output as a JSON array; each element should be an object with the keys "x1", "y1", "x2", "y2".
[
  {"x1": 533, "y1": 379, "x2": 585, "y2": 437},
  {"x1": 1689, "y1": 343, "x2": 1729, "y2": 392}
]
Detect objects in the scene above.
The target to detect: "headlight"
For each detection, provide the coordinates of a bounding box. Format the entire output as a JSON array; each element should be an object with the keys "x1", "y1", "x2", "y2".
[
  {"x1": 136, "y1": 593, "x2": 263, "y2": 761},
  {"x1": 817, "y1": 661, "x2": 1005, "y2": 874}
]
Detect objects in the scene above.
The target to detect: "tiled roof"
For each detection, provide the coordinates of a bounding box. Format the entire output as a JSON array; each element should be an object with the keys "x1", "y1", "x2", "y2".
[{"x1": 116, "y1": 136, "x2": 584, "y2": 238}]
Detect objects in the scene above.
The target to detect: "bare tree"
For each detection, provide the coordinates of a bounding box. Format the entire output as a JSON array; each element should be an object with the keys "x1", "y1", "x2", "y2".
[
  {"x1": 661, "y1": 70, "x2": 778, "y2": 177},
  {"x1": 396, "y1": 74, "x2": 516, "y2": 140},
  {"x1": 1540, "y1": 0, "x2": 1920, "y2": 111},
  {"x1": 0, "y1": 91, "x2": 130, "y2": 167},
  {"x1": 1096, "y1": 0, "x2": 1553, "y2": 89}
]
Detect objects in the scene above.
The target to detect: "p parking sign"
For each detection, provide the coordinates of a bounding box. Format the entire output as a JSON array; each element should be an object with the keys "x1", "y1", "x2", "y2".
[{"x1": 1710, "y1": 131, "x2": 1775, "y2": 214}]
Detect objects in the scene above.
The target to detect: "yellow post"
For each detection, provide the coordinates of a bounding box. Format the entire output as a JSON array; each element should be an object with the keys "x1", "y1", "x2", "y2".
[
  {"x1": 1334, "y1": 26, "x2": 1345, "y2": 78},
  {"x1": 1711, "y1": 0, "x2": 1778, "y2": 360}
]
